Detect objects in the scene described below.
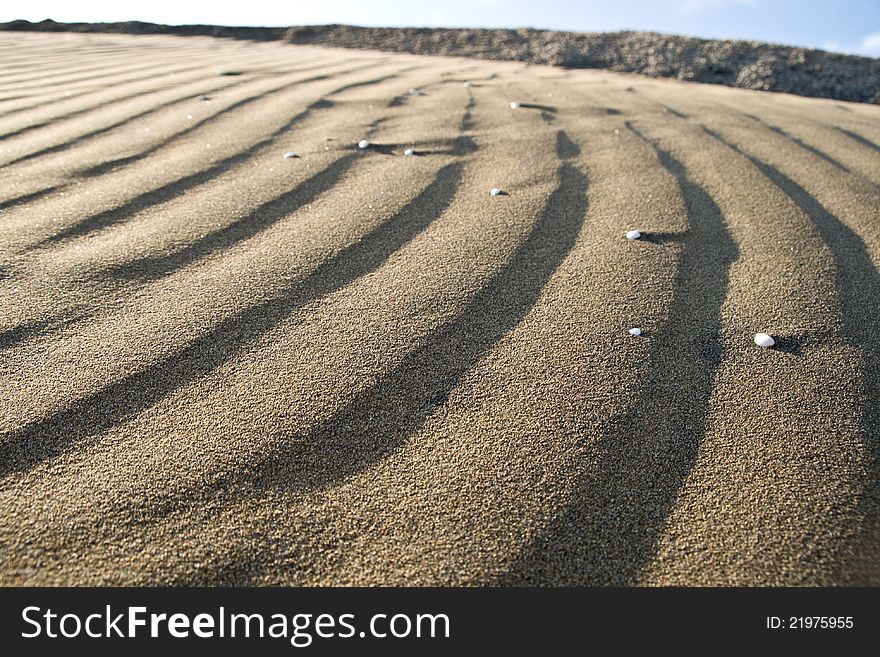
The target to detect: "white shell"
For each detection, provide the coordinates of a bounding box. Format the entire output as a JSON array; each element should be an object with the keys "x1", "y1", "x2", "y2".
[
  {"x1": 625, "y1": 230, "x2": 642, "y2": 240},
  {"x1": 754, "y1": 332, "x2": 775, "y2": 348},
  {"x1": 490, "y1": 187, "x2": 502, "y2": 196},
  {"x1": 408, "y1": 87, "x2": 422, "y2": 96},
  {"x1": 404, "y1": 148, "x2": 415, "y2": 156},
  {"x1": 463, "y1": 81, "x2": 472, "y2": 87},
  {"x1": 509, "y1": 101, "x2": 520, "y2": 109},
  {"x1": 358, "y1": 139, "x2": 370, "y2": 149},
  {"x1": 282, "y1": 151, "x2": 299, "y2": 159},
  {"x1": 628, "y1": 327, "x2": 642, "y2": 336}
]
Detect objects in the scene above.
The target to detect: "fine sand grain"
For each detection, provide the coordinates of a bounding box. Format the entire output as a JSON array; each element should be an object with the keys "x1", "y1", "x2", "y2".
[{"x1": 1, "y1": 32, "x2": 879, "y2": 586}]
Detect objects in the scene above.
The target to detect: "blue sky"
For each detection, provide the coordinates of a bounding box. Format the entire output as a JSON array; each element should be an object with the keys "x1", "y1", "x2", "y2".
[{"x1": 3, "y1": 1, "x2": 879, "y2": 57}]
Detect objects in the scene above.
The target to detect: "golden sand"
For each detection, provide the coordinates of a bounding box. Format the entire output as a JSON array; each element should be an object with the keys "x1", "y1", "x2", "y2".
[{"x1": 1, "y1": 32, "x2": 879, "y2": 585}]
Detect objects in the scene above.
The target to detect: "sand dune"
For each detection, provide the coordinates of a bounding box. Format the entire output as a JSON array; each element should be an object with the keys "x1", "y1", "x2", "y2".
[{"x1": 1, "y1": 31, "x2": 879, "y2": 585}]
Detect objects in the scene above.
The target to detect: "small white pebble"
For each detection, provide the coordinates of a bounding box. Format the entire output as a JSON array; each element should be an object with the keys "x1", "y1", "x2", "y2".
[
  {"x1": 404, "y1": 148, "x2": 415, "y2": 156},
  {"x1": 754, "y1": 332, "x2": 775, "y2": 348},
  {"x1": 463, "y1": 81, "x2": 472, "y2": 87},
  {"x1": 186, "y1": 114, "x2": 193, "y2": 120},
  {"x1": 408, "y1": 88, "x2": 422, "y2": 96},
  {"x1": 628, "y1": 327, "x2": 642, "y2": 336},
  {"x1": 509, "y1": 101, "x2": 520, "y2": 109},
  {"x1": 490, "y1": 187, "x2": 502, "y2": 196},
  {"x1": 358, "y1": 139, "x2": 370, "y2": 149},
  {"x1": 625, "y1": 230, "x2": 642, "y2": 240},
  {"x1": 283, "y1": 151, "x2": 299, "y2": 159}
]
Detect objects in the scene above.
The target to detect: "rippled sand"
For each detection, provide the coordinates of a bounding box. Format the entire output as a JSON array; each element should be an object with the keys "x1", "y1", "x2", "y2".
[{"x1": 1, "y1": 31, "x2": 879, "y2": 585}]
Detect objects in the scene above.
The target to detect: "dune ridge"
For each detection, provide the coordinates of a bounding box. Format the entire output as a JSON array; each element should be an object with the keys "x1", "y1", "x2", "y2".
[{"x1": 4, "y1": 19, "x2": 879, "y2": 104}]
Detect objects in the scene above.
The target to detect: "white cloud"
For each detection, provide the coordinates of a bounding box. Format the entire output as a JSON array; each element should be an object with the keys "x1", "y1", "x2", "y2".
[
  {"x1": 861, "y1": 32, "x2": 880, "y2": 53},
  {"x1": 681, "y1": 0, "x2": 755, "y2": 12},
  {"x1": 820, "y1": 32, "x2": 880, "y2": 57}
]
